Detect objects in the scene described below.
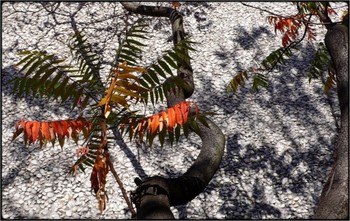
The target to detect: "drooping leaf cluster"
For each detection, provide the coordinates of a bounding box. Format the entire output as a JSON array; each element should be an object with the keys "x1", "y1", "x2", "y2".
[
  {"x1": 267, "y1": 13, "x2": 316, "y2": 47},
  {"x1": 12, "y1": 118, "x2": 91, "y2": 148},
  {"x1": 119, "y1": 101, "x2": 199, "y2": 146}
]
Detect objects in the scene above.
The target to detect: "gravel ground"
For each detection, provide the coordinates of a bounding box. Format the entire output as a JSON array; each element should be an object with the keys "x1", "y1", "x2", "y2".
[{"x1": 2, "y1": 2, "x2": 346, "y2": 219}]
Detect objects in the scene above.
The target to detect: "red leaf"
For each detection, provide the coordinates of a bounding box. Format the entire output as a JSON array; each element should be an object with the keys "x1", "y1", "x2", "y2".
[
  {"x1": 41, "y1": 122, "x2": 51, "y2": 140},
  {"x1": 171, "y1": 1, "x2": 181, "y2": 10},
  {"x1": 150, "y1": 115, "x2": 160, "y2": 134},
  {"x1": 31, "y1": 122, "x2": 41, "y2": 143},
  {"x1": 282, "y1": 34, "x2": 291, "y2": 47},
  {"x1": 180, "y1": 101, "x2": 190, "y2": 124},
  {"x1": 167, "y1": 107, "x2": 176, "y2": 131},
  {"x1": 161, "y1": 111, "x2": 168, "y2": 126},
  {"x1": 59, "y1": 120, "x2": 69, "y2": 138},
  {"x1": 90, "y1": 154, "x2": 109, "y2": 196},
  {"x1": 75, "y1": 119, "x2": 84, "y2": 130},
  {"x1": 20, "y1": 120, "x2": 26, "y2": 130},
  {"x1": 69, "y1": 120, "x2": 78, "y2": 130},
  {"x1": 51, "y1": 121, "x2": 63, "y2": 139},
  {"x1": 174, "y1": 104, "x2": 183, "y2": 126},
  {"x1": 25, "y1": 121, "x2": 33, "y2": 144},
  {"x1": 194, "y1": 103, "x2": 200, "y2": 115},
  {"x1": 49, "y1": 123, "x2": 56, "y2": 141}
]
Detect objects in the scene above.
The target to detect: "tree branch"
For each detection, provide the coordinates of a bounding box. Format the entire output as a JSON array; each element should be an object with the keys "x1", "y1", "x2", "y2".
[
  {"x1": 313, "y1": 14, "x2": 348, "y2": 219},
  {"x1": 121, "y1": 2, "x2": 225, "y2": 219}
]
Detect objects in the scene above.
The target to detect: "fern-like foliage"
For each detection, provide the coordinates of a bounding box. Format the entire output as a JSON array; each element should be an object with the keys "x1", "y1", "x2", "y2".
[
  {"x1": 226, "y1": 71, "x2": 248, "y2": 93},
  {"x1": 115, "y1": 22, "x2": 148, "y2": 69},
  {"x1": 308, "y1": 43, "x2": 330, "y2": 79},
  {"x1": 108, "y1": 21, "x2": 195, "y2": 106},
  {"x1": 68, "y1": 31, "x2": 104, "y2": 96},
  {"x1": 252, "y1": 73, "x2": 268, "y2": 92},
  {"x1": 261, "y1": 46, "x2": 293, "y2": 70},
  {"x1": 13, "y1": 51, "x2": 83, "y2": 104},
  {"x1": 139, "y1": 38, "x2": 196, "y2": 105},
  {"x1": 12, "y1": 19, "x2": 199, "y2": 213},
  {"x1": 324, "y1": 64, "x2": 336, "y2": 93},
  {"x1": 307, "y1": 42, "x2": 336, "y2": 93},
  {"x1": 227, "y1": 45, "x2": 295, "y2": 93}
]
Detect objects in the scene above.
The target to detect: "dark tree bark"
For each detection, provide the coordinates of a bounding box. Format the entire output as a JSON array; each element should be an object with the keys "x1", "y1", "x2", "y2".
[
  {"x1": 313, "y1": 11, "x2": 349, "y2": 219},
  {"x1": 120, "y1": 3, "x2": 225, "y2": 219}
]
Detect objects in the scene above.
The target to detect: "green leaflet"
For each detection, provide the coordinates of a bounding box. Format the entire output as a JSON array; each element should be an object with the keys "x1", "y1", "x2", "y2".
[
  {"x1": 151, "y1": 64, "x2": 167, "y2": 79},
  {"x1": 197, "y1": 115, "x2": 210, "y2": 128},
  {"x1": 163, "y1": 55, "x2": 178, "y2": 69},
  {"x1": 308, "y1": 43, "x2": 330, "y2": 83},
  {"x1": 119, "y1": 54, "x2": 137, "y2": 64},
  {"x1": 142, "y1": 73, "x2": 155, "y2": 87},
  {"x1": 120, "y1": 49, "x2": 140, "y2": 59},
  {"x1": 18, "y1": 56, "x2": 39, "y2": 74},
  {"x1": 261, "y1": 47, "x2": 289, "y2": 70},
  {"x1": 168, "y1": 131, "x2": 174, "y2": 146},
  {"x1": 175, "y1": 125, "x2": 181, "y2": 143},
  {"x1": 182, "y1": 122, "x2": 189, "y2": 138},
  {"x1": 158, "y1": 60, "x2": 173, "y2": 76},
  {"x1": 148, "y1": 68, "x2": 160, "y2": 84},
  {"x1": 226, "y1": 71, "x2": 248, "y2": 93},
  {"x1": 158, "y1": 126, "x2": 167, "y2": 147},
  {"x1": 68, "y1": 31, "x2": 101, "y2": 86},
  {"x1": 127, "y1": 39, "x2": 146, "y2": 47},
  {"x1": 252, "y1": 73, "x2": 268, "y2": 91}
]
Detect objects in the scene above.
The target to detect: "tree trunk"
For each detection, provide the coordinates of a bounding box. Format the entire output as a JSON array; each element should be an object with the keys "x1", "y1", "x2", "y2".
[
  {"x1": 121, "y1": 3, "x2": 226, "y2": 219},
  {"x1": 313, "y1": 18, "x2": 348, "y2": 219}
]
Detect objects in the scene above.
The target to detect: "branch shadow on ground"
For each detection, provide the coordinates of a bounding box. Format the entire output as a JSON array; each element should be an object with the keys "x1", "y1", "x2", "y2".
[{"x1": 187, "y1": 25, "x2": 339, "y2": 219}]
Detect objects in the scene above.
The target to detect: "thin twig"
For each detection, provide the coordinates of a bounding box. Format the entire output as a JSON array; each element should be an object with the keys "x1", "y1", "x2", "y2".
[
  {"x1": 107, "y1": 156, "x2": 137, "y2": 218},
  {"x1": 240, "y1": 2, "x2": 337, "y2": 26}
]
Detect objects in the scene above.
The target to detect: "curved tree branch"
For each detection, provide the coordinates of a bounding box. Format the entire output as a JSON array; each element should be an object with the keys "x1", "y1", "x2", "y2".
[
  {"x1": 313, "y1": 14, "x2": 348, "y2": 219},
  {"x1": 121, "y1": 2, "x2": 225, "y2": 219}
]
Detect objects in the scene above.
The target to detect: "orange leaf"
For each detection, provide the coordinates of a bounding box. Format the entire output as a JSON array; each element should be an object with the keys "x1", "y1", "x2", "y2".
[
  {"x1": 41, "y1": 122, "x2": 51, "y2": 140},
  {"x1": 150, "y1": 115, "x2": 159, "y2": 134},
  {"x1": 181, "y1": 101, "x2": 190, "y2": 123},
  {"x1": 31, "y1": 121, "x2": 41, "y2": 143},
  {"x1": 25, "y1": 121, "x2": 33, "y2": 144},
  {"x1": 51, "y1": 121, "x2": 63, "y2": 139},
  {"x1": 171, "y1": 1, "x2": 181, "y2": 10},
  {"x1": 167, "y1": 107, "x2": 176, "y2": 131},
  {"x1": 158, "y1": 115, "x2": 164, "y2": 132},
  {"x1": 161, "y1": 111, "x2": 168, "y2": 126},
  {"x1": 174, "y1": 104, "x2": 183, "y2": 126},
  {"x1": 20, "y1": 120, "x2": 26, "y2": 130},
  {"x1": 49, "y1": 123, "x2": 56, "y2": 141},
  {"x1": 59, "y1": 120, "x2": 69, "y2": 138},
  {"x1": 194, "y1": 103, "x2": 200, "y2": 115}
]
